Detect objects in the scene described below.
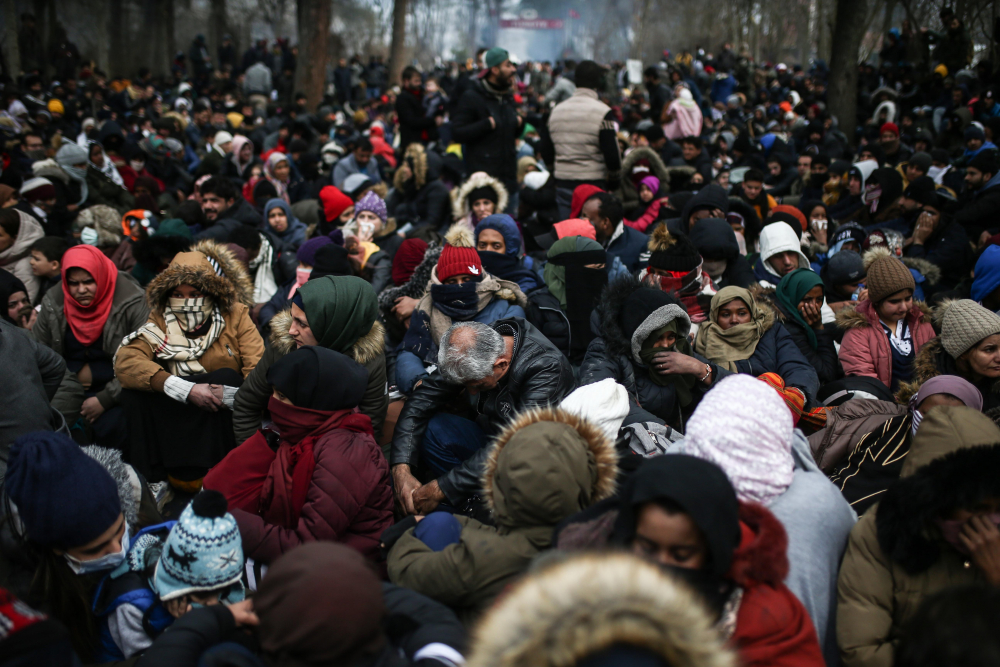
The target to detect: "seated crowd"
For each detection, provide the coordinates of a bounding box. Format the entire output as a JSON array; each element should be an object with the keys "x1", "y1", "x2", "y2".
[{"x1": 2, "y1": 33, "x2": 1000, "y2": 667}]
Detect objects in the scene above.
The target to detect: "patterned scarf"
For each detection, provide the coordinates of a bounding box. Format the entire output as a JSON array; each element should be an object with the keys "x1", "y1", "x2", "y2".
[{"x1": 118, "y1": 297, "x2": 225, "y2": 376}]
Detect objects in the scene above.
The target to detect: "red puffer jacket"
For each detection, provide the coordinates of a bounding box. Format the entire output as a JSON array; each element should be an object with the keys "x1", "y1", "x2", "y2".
[
  {"x1": 229, "y1": 427, "x2": 394, "y2": 564},
  {"x1": 730, "y1": 502, "x2": 825, "y2": 667}
]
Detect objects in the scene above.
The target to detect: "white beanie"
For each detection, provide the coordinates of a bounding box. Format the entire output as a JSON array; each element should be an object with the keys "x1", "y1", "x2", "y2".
[
  {"x1": 682, "y1": 374, "x2": 794, "y2": 505},
  {"x1": 523, "y1": 170, "x2": 550, "y2": 191},
  {"x1": 560, "y1": 379, "x2": 629, "y2": 444},
  {"x1": 214, "y1": 131, "x2": 234, "y2": 146}
]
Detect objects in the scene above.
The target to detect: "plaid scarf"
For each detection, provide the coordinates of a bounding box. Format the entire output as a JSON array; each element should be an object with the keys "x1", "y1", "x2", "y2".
[
  {"x1": 640, "y1": 263, "x2": 717, "y2": 324},
  {"x1": 118, "y1": 297, "x2": 225, "y2": 376}
]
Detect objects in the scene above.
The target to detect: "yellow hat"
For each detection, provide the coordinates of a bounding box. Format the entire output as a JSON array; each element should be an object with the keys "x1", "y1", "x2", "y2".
[
  {"x1": 226, "y1": 112, "x2": 245, "y2": 129},
  {"x1": 934, "y1": 63, "x2": 948, "y2": 78},
  {"x1": 47, "y1": 99, "x2": 65, "y2": 115}
]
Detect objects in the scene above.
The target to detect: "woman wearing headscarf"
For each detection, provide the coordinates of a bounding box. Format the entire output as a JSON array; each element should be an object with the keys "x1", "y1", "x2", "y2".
[
  {"x1": 828, "y1": 375, "x2": 982, "y2": 516},
  {"x1": 135, "y1": 542, "x2": 467, "y2": 667},
  {"x1": 394, "y1": 227, "x2": 527, "y2": 395},
  {"x1": 675, "y1": 375, "x2": 856, "y2": 664},
  {"x1": 694, "y1": 285, "x2": 820, "y2": 404},
  {"x1": 451, "y1": 171, "x2": 508, "y2": 231},
  {"x1": 32, "y1": 245, "x2": 148, "y2": 449},
  {"x1": 773, "y1": 268, "x2": 843, "y2": 385},
  {"x1": 115, "y1": 241, "x2": 265, "y2": 489},
  {"x1": 580, "y1": 277, "x2": 725, "y2": 428},
  {"x1": 897, "y1": 299, "x2": 1000, "y2": 412},
  {"x1": 223, "y1": 135, "x2": 259, "y2": 184},
  {"x1": 87, "y1": 140, "x2": 124, "y2": 188},
  {"x1": 233, "y1": 275, "x2": 389, "y2": 447},
  {"x1": 474, "y1": 214, "x2": 539, "y2": 293},
  {"x1": 263, "y1": 198, "x2": 307, "y2": 251},
  {"x1": 837, "y1": 248, "x2": 935, "y2": 392},
  {"x1": 837, "y1": 406, "x2": 1000, "y2": 667},
  {"x1": 527, "y1": 235, "x2": 608, "y2": 364},
  {"x1": 55, "y1": 142, "x2": 134, "y2": 214},
  {"x1": 263, "y1": 152, "x2": 292, "y2": 204},
  {"x1": 605, "y1": 453, "x2": 825, "y2": 667},
  {"x1": 207, "y1": 346, "x2": 392, "y2": 563}
]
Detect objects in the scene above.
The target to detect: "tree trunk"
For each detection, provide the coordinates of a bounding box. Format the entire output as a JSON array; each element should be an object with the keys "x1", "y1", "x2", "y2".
[
  {"x1": 108, "y1": 0, "x2": 126, "y2": 77},
  {"x1": 2, "y1": 0, "x2": 20, "y2": 77},
  {"x1": 162, "y1": 0, "x2": 176, "y2": 76},
  {"x1": 209, "y1": 0, "x2": 226, "y2": 71},
  {"x1": 387, "y1": 0, "x2": 409, "y2": 88},
  {"x1": 294, "y1": 0, "x2": 331, "y2": 110},
  {"x1": 828, "y1": 0, "x2": 868, "y2": 146}
]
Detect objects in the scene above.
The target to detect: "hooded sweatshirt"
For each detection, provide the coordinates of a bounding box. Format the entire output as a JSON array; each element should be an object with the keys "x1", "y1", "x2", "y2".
[{"x1": 753, "y1": 223, "x2": 811, "y2": 288}]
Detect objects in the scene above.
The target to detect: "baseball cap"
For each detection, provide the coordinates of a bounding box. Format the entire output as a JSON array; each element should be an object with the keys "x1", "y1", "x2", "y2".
[{"x1": 478, "y1": 47, "x2": 510, "y2": 77}]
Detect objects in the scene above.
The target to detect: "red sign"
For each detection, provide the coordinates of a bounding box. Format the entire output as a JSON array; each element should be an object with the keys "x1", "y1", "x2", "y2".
[{"x1": 499, "y1": 18, "x2": 565, "y2": 29}]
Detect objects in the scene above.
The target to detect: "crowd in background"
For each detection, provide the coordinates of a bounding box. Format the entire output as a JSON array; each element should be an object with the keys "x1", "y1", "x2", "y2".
[{"x1": 0, "y1": 6, "x2": 1000, "y2": 667}]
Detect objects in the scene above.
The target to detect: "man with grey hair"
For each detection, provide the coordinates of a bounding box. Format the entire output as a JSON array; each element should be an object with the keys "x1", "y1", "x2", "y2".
[{"x1": 391, "y1": 317, "x2": 574, "y2": 515}]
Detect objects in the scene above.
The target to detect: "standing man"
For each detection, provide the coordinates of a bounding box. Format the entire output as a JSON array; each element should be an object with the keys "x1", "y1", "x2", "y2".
[
  {"x1": 396, "y1": 67, "x2": 442, "y2": 154},
  {"x1": 452, "y1": 47, "x2": 522, "y2": 213},
  {"x1": 544, "y1": 60, "x2": 621, "y2": 220}
]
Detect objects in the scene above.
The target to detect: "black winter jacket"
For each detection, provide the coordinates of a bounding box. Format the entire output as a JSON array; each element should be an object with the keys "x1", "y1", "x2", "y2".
[
  {"x1": 955, "y1": 177, "x2": 1000, "y2": 239},
  {"x1": 451, "y1": 80, "x2": 520, "y2": 184},
  {"x1": 134, "y1": 584, "x2": 465, "y2": 667},
  {"x1": 577, "y1": 277, "x2": 728, "y2": 430},
  {"x1": 772, "y1": 300, "x2": 844, "y2": 386},
  {"x1": 396, "y1": 87, "x2": 439, "y2": 154},
  {"x1": 728, "y1": 318, "x2": 821, "y2": 405},
  {"x1": 390, "y1": 318, "x2": 575, "y2": 503}
]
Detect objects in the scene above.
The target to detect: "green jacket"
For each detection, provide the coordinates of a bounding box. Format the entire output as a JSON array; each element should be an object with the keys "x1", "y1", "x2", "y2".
[
  {"x1": 387, "y1": 407, "x2": 618, "y2": 616},
  {"x1": 33, "y1": 271, "x2": 149, "y2": 412},
  {"x1": 837, "y1": 406, "x2": 1000, "y2": 667}
]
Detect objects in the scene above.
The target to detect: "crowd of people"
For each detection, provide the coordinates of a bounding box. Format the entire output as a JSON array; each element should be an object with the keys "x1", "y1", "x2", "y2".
[{"x1": 1, "y1": 7, "x2": 1000, "y2": 666}]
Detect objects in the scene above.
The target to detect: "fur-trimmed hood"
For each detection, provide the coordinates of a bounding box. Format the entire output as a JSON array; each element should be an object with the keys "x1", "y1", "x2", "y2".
[
  {"x1": 393, "y1": 142, "x2": 428, "y2": 191},
  {"x1": 875, "y1": 406, "x2": 1000, "y2": 574},
  {"x1": 482, "y1": 407, "x2": 618, "y2": 531},
  {"x1": 896, "y1": 334, "x2": 1000, "y2": 405},
  {"x1": 835, "y1": 298, "x2": 931, "y2": 331},
  {"x1": 902, "y1": 256, "x2": 942, "y2": 286},
  {"x1": 268, "y1": 307, "x2": 385, "y2": 365},
  {"x1": 466, "y1": 553, "x2": 735, "y2": 667},
  {"x1": 451, "y1": 171, "x2": 509, "y2": 222},
  {"x1": 145, "y1": 240, "x2": 252, "y2": 314},
  {"x1": 619, "y1": 146, "x2": 694, "y2": 205},
  {"x1": 31, "y1": 158, "x2": 71, "y2": 185}
]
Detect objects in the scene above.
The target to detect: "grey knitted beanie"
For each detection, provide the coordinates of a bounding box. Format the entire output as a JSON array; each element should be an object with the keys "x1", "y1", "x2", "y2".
[{"x1": 941, "y1": 299, "x2": 1000, "y2": 358}]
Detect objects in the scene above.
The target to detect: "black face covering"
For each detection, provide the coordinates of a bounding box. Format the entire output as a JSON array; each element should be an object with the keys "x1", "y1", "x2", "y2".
[
  {"x1": 659, "y1": 564, "x2": 734, "y2": 619},
  {"x1": 547, "y1": 249, "x2": 607, "y2": 353}
]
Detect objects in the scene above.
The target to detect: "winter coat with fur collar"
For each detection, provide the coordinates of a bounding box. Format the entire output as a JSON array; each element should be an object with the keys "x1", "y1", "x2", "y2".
[
  {"x1": 897, "y1": 335, "x2": 1000, "y2": 412},
  {"x1": 836, "y1": 299, "x2": 935, "y2": 390},
  {"x1": 836, "y1": 406, "x2": 1000, "y2": 667},
  {"x1": 231, "y1": 309, "x2": 388, "y2": 445},
  {"x1": 114, "y1": 241, "x2": 264, "y2": 393},
  {"x1": 387, "y1": 407, "x2": 618, "y2": 617}
]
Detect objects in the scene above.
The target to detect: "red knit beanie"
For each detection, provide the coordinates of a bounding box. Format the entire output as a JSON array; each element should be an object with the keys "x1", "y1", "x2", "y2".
[
  {"x1": 437, "y1": 244, "x2": 482, "y2": 282},
  {"x1": 319, "y1": 185, "x2": 353, "y2": 223},
  {"x1": 880, "y1": 122, "x2": 899, "y2": 138}
]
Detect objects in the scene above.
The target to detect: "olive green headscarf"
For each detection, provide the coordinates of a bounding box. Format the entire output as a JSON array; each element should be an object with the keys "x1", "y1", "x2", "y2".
[
  {"x1": 544, "y1": 235, "x2": 605, "y2": 309},
  {"x1": 298, "y1": 275, "x2": 378, "y2": 353},
  {"x1": 693, "y1": 286, "x2": 770, "y2": 372}
]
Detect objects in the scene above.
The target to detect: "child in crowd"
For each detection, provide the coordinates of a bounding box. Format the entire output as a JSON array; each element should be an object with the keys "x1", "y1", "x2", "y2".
[{"x1": 28, "y1": 236, "x2": 69, "y2": 305}]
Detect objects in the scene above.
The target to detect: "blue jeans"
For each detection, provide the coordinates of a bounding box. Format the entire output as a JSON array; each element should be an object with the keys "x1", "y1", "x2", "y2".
[{"x1": 421, "y1": 413, "x2": 488, "y2": 478}]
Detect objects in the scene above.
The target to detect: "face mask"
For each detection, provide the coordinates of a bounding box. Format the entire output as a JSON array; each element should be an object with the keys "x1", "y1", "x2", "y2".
[
  {"x1": 322, "y1": 153, "x2": 338, "y2": 166},
  {"x1": 142, "y1": 129, "x2": 152, "y2": 138},
  {"x1": 80, "y1": 227, "x2": 100, "y2": 246},
  {"x1": 64, "y1": 522, "x2": 130, "y2": 575},
  {"x1": 357, "y1": 220, "x2": 376, "y2": 243},
  {"x1": 130, "y1": 160, "x2": 145, "y2": 172},
  {"x1": 295, "y1": 267, "x2": 312, "y2": 286},
  {"x1": 63, "y1": 164, "x2": 87, "y2": 182},
  {"x1": 702, "y1": 259, "x2": 728, "y2": 280},
  {"x1": 928, "y1": 165, "x2": 946, "y2": 182},
  {"x1": 26, "y1": 148, "x2": 47, "y2": 161}
]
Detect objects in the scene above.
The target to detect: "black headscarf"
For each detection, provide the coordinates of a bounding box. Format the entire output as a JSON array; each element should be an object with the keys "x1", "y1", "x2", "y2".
[
  {"x1": 612, "y1": 455, "x2": 741, "y2": 579},
  {"x1": 267, "y1": 346, "x2": 368, "y2": 411}
]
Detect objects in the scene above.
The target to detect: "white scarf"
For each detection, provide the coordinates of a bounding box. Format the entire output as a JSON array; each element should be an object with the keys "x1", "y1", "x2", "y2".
[{"x1": 249, "y1": 234, "x2": 278, "y2": 303}]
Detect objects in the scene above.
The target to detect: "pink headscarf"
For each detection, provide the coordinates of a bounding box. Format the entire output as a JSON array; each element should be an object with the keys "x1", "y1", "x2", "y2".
[{"x1": 264, "y1": 152, "x2": 291, "y2": 204}]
